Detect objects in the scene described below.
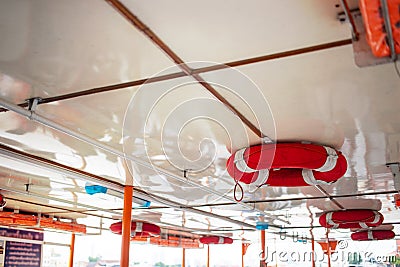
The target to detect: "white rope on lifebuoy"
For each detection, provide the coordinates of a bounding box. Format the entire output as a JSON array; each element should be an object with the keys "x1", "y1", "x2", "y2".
[
  {"x1": 302, "y1": 169, "x2": 333, "y2": 186},
  {"x1": 250, "y1": 169, "x2": 270, "y2": 187},
  {"x1": 234, "y1": 148, "x2": 257, "y2": 173},
  {"x1": 218, "y1": 237, "x2": 224, "y2": 244},
  {"x1": 371, "y1": 211, "x2": 381, "y2": 224},
  {"x1": 136, "y1": 222, "x2": 143, "y2": 232},
  {"x1": 132, "y1": 222, "x2": 143, "y2": 236},
  {"x1": 315, "y1": 146, "x2": 338, "y2": 172},
  {"x1": 234, "y1": 147, "x2": 270, "y2": 191},
  {"x1": 325, "y1": 212, "x2": 339, "y2": 229},
  {"x1": 359, "y1": 211, "x2": 381, "y2": 228},
  {"x1": 367, "y1": 231, "x2": 374, "y2": 240}
]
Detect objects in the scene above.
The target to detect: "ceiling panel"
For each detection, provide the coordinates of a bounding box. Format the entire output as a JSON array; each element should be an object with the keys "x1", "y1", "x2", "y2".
[
  {"x1": 121, "y1": 0, "x2": 351, "y2": 63},
  {"x1": 0, "y1": 0, "x2": 174, "y2": 101}
]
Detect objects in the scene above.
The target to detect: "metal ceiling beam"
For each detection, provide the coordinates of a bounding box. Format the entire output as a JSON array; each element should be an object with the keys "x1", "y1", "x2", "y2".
[
  {"x1": 339, "y1": 0, "x2": 360, "y2": 40},
  {"x1": 0, "y1": 144, "x2": 123, "y2": 191},
  {"x1": 105, "y1": 0, "x2": 268, "y2": 140},
  {"x1": 4, "y1": 196, "x2": 115, "y2": 220},
  {"x1": 314, "y1": 185, "x2": 345, "y2": 210},
  {"x1": 0, "y1": 185, "x2": 123, "y2": 216},
  {"x1": 192, "y1": 39, "x2": 352, "y2": 74},
  {"x1": 0, "y1": 38, "x2": 352, "y2": 114},
  {"x1": 165, "y1": 189, "x2": 397, "y2": 209}
]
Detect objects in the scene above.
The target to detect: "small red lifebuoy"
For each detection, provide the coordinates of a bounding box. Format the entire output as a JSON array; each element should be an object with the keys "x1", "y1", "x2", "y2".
[
  {"x1": 319, "y1": 209, "x2": 383, "y2": 229},
  {"x1": 227, "y1": 143, "x2": 347, "y2": 187},
  {"x1": 351, "y1": 230, "x2": 395, "y2": 241},
  {"x1": 199, "y1": 236, "x2": 233, "y2": 244},
  {"x1": 110, "y1": 221, "x2": 161, "y2": 237}
]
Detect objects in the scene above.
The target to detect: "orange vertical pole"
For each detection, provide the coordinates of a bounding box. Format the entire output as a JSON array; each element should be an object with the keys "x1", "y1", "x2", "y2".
[
  {"x1": 241, "y1": 242, "x2": 246, "y2": 267},
  {"x1": 242, "y1": 245, "x2": 244, "y2": 267},
  {"x1": 120, "y1": 185, "x2": 133, "y2": 267},
  {"x1": 260, "y1": 230, "x2": 266, "y2": 267},
  {"x1": 207, "y1": 244, "x2": 210, "y2": 267},
  {"x1": 311, "y1": 238, "x2": 316, "y2": 267},
  {"x1": 327, "y1": 242, "x2": 332, "y2": 267},
  {"x1": 326, "y1": 230, "x2": 331, "y2": 267},
  {"x1": 68, "y1": 233, "x2": 75, "y2": 267},
  {"x1": 182, "y1": 248, "x2": 186, "y2": 267}
]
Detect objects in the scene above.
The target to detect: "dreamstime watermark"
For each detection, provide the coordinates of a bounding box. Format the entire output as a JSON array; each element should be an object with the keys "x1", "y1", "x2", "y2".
[{"x1": 258, "y1": 245, "x2": 398, "y2": 264}]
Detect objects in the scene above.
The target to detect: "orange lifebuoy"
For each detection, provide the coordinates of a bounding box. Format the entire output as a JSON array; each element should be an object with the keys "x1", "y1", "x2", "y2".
[
  {"x1": 0, "y1": 212, "x2": 86, "y2": 234},
  {"x1": 147, "y1": 235, "x2": 201, "y2": 248},
  {"x1": 351, "y1": 230, "x2": 395, "y2": 241},
  {"x1": 359, "y1": 0, "x2": 400, "y2": 57},
  {"x1": 319, "y1": 209, "x2": 383, "y2": 229},
  {"x1": 199, "y1": 236, "x2": 233, "y2": 244},
  {"x1": 227, "y1": 143, "x2": 347, "y2": 187},
  {"x1": 109, "y1": 221, "x2": 161, "y2": 237}
]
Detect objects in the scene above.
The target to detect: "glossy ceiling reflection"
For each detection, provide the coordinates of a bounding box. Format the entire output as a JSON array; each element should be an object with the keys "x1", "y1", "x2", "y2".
[{"x1": 0, "y1": 0, "x2": 400, "y2": 244}]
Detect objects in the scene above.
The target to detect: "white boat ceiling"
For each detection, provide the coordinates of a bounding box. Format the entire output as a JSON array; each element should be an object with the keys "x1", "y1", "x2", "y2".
[{"x1": 0, "y1": 0, "x2": 399, "y2": 242}]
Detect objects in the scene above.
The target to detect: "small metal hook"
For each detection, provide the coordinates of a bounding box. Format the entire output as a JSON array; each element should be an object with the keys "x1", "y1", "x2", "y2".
[
  {"x1": 26, "y1": 97, "x2": 42, "y2": 112},
  {"x1": 183, "y1": 169, "x2": 192, "y2": 179},
  {"x1": 301, "y1": 234, "x2": 307, "y2": 244},
  {"x1": 292, "y1": 232, "x2": 299, "y2": 243},
  {"x1": 279, "y1": 228, "x2": 287, "y2": 240}
]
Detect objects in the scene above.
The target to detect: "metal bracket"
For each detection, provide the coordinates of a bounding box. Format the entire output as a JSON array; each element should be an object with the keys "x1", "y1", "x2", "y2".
[
  {"x1": 387, "y1": 162, "x2": 400, "y2": 191},
  {"x1": 26, "y1": 97, "x2": 42, "y2": 112},
  {"x1": 262, "y1": 137, "x2": 274, "y2": 144},
  {"x1": 338, "y1": 0, "x2": 360, "y2": 41},
  {"x1": 337, "y1": 8, "x2": 361, "y2": 24},
  {"x1": 183, "y1": 169, "x2": 192, "y2": 178},
  {"x1": 380, "y1": 0, "x2": 397, "y2": 61}
]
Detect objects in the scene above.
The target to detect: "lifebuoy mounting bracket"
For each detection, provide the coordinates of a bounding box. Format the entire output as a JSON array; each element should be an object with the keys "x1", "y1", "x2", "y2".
[
  {"x1": 183, "y1": 169, "x2": 192, "y2": 179},
  {"x1": 26, "y1": 97, "x2": 42, "y2": 112}
]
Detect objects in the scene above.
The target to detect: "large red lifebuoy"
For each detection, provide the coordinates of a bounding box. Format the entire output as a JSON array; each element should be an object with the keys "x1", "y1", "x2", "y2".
[
  {"x1": 351, "y1": 230, "x2": 395, "y2": 241},
  {"x1": 110, "y1": 221, "x2": 161, "y2": 237},
  {"x1": 199, "y1": 236, "x2": 233, "y2": 245},
  {"x1": 319, "y1": 209, "x2": 383, "y2": 229},
  {"x1": 227, "y1": 143, "x2": 347, "y2": 187}
]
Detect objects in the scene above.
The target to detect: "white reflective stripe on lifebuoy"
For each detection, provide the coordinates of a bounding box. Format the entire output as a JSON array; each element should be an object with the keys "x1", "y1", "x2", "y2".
[
  {"x1": 247, "y1": 169, "x2": 270, "y2": 193},
  {"x1": 367, "y1": 231, "x2": 374, "y2": 240},
  {"x1": 253, "y1": 169, "x2": 270, "y2": 186},
  {"x1": 315, "y1": 146, "x2": 338, "y2": 172},
  {"x1": 359, "y1": 222, "x2": 368, "y2": 228},
  {"x1": 135, "y1": 222, "x2": 143, "y2": 232},
  {"x1": 326, "y1": 212, "x2": 339, "y2": 228},
  {"x1": 371, "y1": 211, "x2": 380, "y2": 224},
  {"x1": 234, "y1": 148, "x2": 257, "y2": 173},
  {"x1": 218, "y1": 237, "x2": 224, "y2": 244},
  {"x1": 302, "y1": 169, "x2": 332, "y2": 186}
]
